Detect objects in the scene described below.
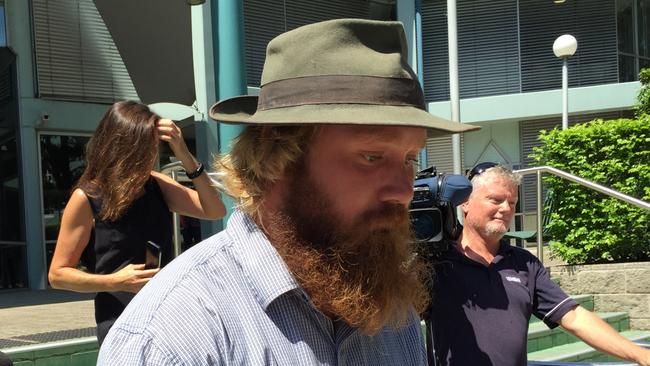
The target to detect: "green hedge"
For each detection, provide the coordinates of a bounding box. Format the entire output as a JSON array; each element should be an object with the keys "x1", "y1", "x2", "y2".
[
  {"x1": 530, "y1": 117, "x2": 650, "y2": 264},
  {"x1": 636, "y1": 68, "x2": 650, "y2": 116}
]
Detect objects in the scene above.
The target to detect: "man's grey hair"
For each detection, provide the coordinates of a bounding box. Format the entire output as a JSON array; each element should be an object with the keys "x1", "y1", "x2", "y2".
[{"x1": 470, "y1": 165, "x2": 522, "y2": 189}]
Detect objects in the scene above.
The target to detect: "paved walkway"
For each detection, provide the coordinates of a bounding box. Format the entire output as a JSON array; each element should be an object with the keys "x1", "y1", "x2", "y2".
[
  {"x1": 0, "y1": 289, "x2": 96, "y2": 349},
  {"x1": 0, "y1": 247, "x2": 561, "y2": 351}
]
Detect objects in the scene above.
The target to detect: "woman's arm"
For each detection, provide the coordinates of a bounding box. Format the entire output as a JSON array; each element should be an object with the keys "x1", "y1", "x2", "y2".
[
  {"x1": 155, "y1": 118, "x2": 226, "y2": 220},
  {"x1": 48, "y1": 189, "x2": 158, "y2": 293}
]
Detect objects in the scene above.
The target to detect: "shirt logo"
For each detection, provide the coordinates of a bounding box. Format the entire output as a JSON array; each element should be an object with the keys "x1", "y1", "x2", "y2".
[{"x1": 505, "y1": 276, "x2": 521, "y2": 283}]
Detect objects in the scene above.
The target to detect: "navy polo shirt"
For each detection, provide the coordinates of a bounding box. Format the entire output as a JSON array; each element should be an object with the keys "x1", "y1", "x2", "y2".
[{"x1": 429, "y1": 240, "x2": 577, "y2": 366}]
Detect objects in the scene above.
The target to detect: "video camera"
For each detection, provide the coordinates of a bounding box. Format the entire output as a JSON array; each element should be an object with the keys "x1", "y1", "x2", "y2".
[{"x1": 409, "y1": 166, "x2": 473, "y2": 259}]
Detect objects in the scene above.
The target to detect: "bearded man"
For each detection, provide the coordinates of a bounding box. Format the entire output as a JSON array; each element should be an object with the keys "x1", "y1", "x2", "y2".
[{"x1": 97, "y1": 18, "x2": 477, "y2": 365}]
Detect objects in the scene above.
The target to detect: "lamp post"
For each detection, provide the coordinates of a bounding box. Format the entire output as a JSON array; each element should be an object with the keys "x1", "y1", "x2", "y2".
[
  {"x1": 553, "y1": 34, "x2": 577, "y2": 130},
  {"x1": 447, "y1": 0, "x2": 462, "y2": 175}
]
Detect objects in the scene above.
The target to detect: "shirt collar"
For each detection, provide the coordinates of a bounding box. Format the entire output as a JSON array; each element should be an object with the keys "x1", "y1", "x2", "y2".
[
  {"x1": 447, "y1": 238, "x2": 514, "y2": 266},
  {"x1": 226, "y1": 209, "x2": 302, "y2": 310},
  {"x1": 497, "y1": 238, "x2": 514, "y2": 254}
]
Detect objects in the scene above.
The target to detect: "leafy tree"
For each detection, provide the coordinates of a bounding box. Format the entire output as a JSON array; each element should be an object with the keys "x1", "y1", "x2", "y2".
[
  {"x1": 530, "y1": 117, "x2": 650, "y2": 264},
  {"x1": 636, "y1": 68, "x2": 650, "y2": 117}
]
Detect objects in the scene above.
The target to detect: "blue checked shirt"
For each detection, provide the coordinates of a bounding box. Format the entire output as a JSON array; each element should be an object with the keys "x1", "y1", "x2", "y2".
[{"x1": 97, "y1": 210, "x2": 427, "y2": 365}]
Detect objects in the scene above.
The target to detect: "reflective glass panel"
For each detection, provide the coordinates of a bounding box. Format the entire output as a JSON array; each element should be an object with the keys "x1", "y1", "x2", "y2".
[
  {"x1": 639, "y1": 0, "x2": 650, "y2": 57},
  {"x1": 640, "y1": 57, "x2": 650, "y2": 70},
  {"x1": 0, "y1": 132, "x2": 20, "y2": 242},
  {"x1": 0, "y1": 42, "x2": 24, "y2": 290},
  {"x1": 40, "y1": 134, "x2": 90, "y2": 273},
  {"x1": 0, "y1": 245, "x2": 26, "y2": 289},
  {"x1": 619, "y1": 54, "x2": 637, "y2": 81},
  {"x1": 618, "y1": 0, "x2": 635, "y2": 53},
  {"x1": 0, "y1": 4, "x2": 6, "y2": 47},
  {"x1": 0, "y1": 132, "x2": 25, "y2": 290}
]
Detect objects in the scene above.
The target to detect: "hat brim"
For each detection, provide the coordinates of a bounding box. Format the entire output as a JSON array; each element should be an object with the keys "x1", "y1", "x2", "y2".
[{"x1": 210, "y1": 96, "x2": 480, "y2": 138}]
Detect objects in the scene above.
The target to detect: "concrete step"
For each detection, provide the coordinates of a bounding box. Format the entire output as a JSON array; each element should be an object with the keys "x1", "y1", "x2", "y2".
[
  {"x1": 527, "y1": 330, "x2": 650, "y2": 362},
  {"x1": 527, "y1": 312, "x2": 629, "y2": 353}
]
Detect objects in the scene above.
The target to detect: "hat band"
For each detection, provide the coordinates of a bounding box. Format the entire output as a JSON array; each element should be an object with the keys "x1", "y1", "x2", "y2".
[{"x1": 257, "y1": 75, "x2": 426, "y2": 111}]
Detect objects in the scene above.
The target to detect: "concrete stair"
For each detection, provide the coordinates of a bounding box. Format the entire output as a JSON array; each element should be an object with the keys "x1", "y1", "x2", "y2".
[
  {"x1": 527, "y1": 295, "x2": 650, "y2": 363},
  {"x1": 528, "y1": 330, "x2": 650, "y2": 363}
]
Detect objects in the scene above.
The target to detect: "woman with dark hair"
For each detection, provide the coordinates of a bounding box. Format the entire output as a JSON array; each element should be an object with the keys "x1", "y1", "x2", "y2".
[{"x1": 48, "y1": 101, "x2": 225, "y2": 345}]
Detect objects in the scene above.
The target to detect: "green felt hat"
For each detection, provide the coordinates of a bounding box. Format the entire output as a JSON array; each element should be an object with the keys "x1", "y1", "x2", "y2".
[{"x1": 209, "y1": 18, "x2": 479, "y2": 137}]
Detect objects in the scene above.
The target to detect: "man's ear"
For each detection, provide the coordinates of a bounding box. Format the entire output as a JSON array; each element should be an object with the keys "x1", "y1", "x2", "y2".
[{"x1": 460, "y1": 199, "x2": 470, "y2": 215}]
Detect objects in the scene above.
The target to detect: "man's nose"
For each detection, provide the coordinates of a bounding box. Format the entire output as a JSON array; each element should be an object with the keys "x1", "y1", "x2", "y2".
[
  {"x1": 499, "y1": 201, "x2": 514, "y2": 213},
  {"x1": 379, "y1": 167, "x2": 414, "y2": 206}
]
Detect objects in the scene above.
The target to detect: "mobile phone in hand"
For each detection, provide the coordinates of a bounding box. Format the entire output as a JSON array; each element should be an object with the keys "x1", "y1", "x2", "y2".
[{"x1": 145, "y1": 241, "x2": 162, "y2": 269}]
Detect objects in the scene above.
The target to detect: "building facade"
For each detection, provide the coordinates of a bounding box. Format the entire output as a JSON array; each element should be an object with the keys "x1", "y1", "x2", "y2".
[{"x1": 0, "y1": 0, "x2": 646, "y2": 291}]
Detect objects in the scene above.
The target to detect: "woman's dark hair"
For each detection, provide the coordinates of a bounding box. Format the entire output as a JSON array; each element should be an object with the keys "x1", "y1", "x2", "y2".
[{"x1": 76, "y1": 101, "x2": 159, "y2": 221}]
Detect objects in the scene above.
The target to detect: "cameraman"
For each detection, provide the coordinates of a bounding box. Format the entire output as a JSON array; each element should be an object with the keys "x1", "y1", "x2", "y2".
[{"x1": 428, "y1": 163, "x2": 650, "y2": 366}]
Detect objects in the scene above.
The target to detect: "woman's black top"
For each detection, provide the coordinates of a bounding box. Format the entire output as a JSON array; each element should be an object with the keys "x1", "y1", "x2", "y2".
[{"x1": 81, "y1": 177, "x2": 173, "y2": 344}]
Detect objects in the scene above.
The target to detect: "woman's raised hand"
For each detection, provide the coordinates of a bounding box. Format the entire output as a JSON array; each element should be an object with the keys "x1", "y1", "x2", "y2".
[{"x1": 156, "y1": 118, "x2": 191, "y2": 158}]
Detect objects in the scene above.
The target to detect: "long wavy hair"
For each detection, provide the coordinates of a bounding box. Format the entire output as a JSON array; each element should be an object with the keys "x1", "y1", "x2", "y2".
[
  {"x1": 214, "y1": 125, "x2": 319, "y2": 220},
  {"x1": 76, "y1": 101, "x2": 159, "y2": 221}
]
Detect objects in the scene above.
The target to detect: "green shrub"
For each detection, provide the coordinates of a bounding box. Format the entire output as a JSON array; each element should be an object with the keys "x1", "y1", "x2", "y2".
[
  {"x1": 530, "y1": 117, "x2": 650, "y2": 264},
  {"x1": 636, "y1": 68, "x2": 650, "y2": 117}
]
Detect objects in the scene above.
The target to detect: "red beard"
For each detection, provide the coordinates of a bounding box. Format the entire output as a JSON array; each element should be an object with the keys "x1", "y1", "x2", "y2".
[{"x1": 266, "y1": 167, "x2": 430, "y2": 335}]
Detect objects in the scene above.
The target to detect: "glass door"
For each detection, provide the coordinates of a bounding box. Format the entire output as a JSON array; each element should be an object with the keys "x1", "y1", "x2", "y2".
[
  {"x1": 0, "y1": 44, "x2": 25, "y2": 290},
  {"x1": 38, "y1": 133, "x2": 91, "y2": 278}
]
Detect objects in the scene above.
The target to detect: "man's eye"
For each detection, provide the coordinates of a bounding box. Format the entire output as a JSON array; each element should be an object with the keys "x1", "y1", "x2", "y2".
[
  {"x1": 406, "y1": 157, "x2": 419, "y2": 167},
  {"x1": 362, "y1": 154, "x2": 381, "y2": 162}
]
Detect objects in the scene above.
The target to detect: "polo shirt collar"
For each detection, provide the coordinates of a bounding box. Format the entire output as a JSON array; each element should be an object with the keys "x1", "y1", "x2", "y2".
[
  {"x1": 497, "y1": 239, "x2": 514, "y2": 255},
  {"x1": 493, "y1": 239, "x2": 514, "y2": 264},
  {"x1": 226, "y1": 209, "x2": 302, "y2": 310},
  {"x1": 448, "y1": 238, "x2": 514, "y2": 266}
]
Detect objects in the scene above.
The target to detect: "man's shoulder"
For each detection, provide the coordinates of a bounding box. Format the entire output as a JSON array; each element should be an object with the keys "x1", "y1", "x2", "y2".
[
  {"x1": 99, "y1": 231, "x2": 247, "y2": 363},
  {"x1": 154, "y1": 228, "x2": 243, "y2": 287},
  {"x1": 111, "y1": 231, "x2": 243, "y2": 329},
  {"x1": 168, "y1": 229, "x2": 240, "y2": 285}
]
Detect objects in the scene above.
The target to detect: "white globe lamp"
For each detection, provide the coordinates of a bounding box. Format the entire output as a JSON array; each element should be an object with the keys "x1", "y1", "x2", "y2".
[
  {"x1": 553, "y1": 34, "x2": 577, "y2": 129},
  {"x1": 553, "y1": 34, "x2": 578, "y2": 59}
]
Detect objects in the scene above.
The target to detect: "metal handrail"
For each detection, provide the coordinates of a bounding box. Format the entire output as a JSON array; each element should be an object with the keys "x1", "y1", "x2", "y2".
[
  {"x1": 159, "y1": 160, "x2": 185, "y2": 177},
  {"x1": 159, "y1": 161, "x2": 222, "y2": 258},
  {"x1": 635, "y1": 341, "x2": 650, "y2": 349},
  {"x1": 0, "y1": 240, "x2": 27, "y2": 246},
  {"x1": 160, "y1": 162, "x2": 185, "y2": 257},
  {"x1": 513, "y1": 166, "x2": 650, "y2": 264}
]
